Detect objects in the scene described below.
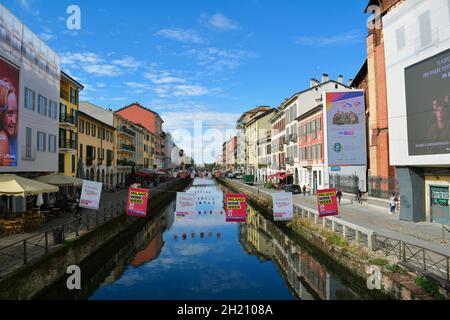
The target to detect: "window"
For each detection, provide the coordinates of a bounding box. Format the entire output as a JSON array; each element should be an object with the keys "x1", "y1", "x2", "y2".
[
  {"x1": 59, "y1": 154, "x2": 65, "y2": 173},
  {"x1": 86, "y1": 121, "x2": 91, "y2": 135},
  {"x1": 396, "y1": 27, "x2": 406, "y2": 50},
  {"x1": 49, "y1": 101, "x2": 57, "y2": 119},
  {"x1": 72, "y1": 155, "x2": 76, "y2": 173},
  {"x1": 110, "y1": 133, "x2": 114, "y2": 143},
  {"x1": 98, "y1": 147, "x2": 101, "y2": 159},
  {"x1": 102, "y1": 148, "x2": 105, "y2": 160},
  {"x1": 38, "y1": 95, "x2": 47, "y2": 115},
  {"x1": 80, "y1": 144, "x2": 83, "y2": 160},
  {"x1": 37, "y1": 131, "x2": 46, "y2": 152},
  {"x1": 92, "y1": 124, "x2": 96, "y2": 137},
  {"x1": 97, "y1": 126, "x2": 101, "y2": 138},
  {"x1": 419, "y1": 11, "x2": 432, "y2": 48},
  {"x1": 79, "y1": 119, "x2": 84, "y2": 134},
  {"x1": 317, "y1": 118, "x2": 322, "y2": 131},
  {"x1": 25, "y1": 88, "x2": 35, "y2": 111},
  {"x1": 26, "y1": 127, "x2": 32, "y2": 158},
  {"x1": 70, "y1": 87, "x2": 77, "y2": 105},
  {"x1": 102, "y1": 128, "x2": 105, "y2": 140},
  {"x1": 106, "y1": 130, "x2": 109, "y2": 141},
  {"x1": 49, "y1": 134, "x2": 56, "y2": 153},
  {"x1": 318, "y1": 143, "x2": 322, "y2": 159}
]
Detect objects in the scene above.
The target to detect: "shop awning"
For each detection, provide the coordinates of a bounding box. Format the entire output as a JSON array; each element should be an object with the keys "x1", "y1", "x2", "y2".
[
  {"x1": 35, "y1": 173, "x2": 83, "y2": 187},
  {"x1": 0, "y1": 174, "x2": 59, "y2": 197},
  {"x1": 279, "y1": 173, "x2": 293, "y2": 180},
  {"x1": 268, "y1": 172, "x2": 285, "y2": 180}
]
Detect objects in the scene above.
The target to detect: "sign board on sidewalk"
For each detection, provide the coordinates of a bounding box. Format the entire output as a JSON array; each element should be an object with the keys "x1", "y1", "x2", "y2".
[
  {"x1": 79, "y1": 180, "x2": 103, "y2": 210},
  {"x1": 317, "y1": 188, "x2": 339, "y2": 217},
  {"x1": 273, "y1": 193, "x2": 294, "y2": 221},
  {"x1": 176, "y1": 192, "x2": 196, "y2": 219},
  {"x1": 127, "y1": 188, "x2": 150, "y2": 217},
  {"x1": 225, "y1": 194, "x2": 247, "y2": 222}
]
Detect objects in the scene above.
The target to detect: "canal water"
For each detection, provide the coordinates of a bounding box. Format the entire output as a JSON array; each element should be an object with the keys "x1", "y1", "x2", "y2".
[{"x1": 37, "y1": 178, "x2": 378, "y2": 300}]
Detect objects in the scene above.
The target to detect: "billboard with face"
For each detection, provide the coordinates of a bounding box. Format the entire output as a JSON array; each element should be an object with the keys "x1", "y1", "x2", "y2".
[
  {"x1": 0, "y1": 58, "x2": 19, "y2": 167},
  {"x1": 405, "y1": 49, "x2": 450, "y2": 156},
  {"x1": 325, "y1": 91, "x2": 367, "y2": 166}
]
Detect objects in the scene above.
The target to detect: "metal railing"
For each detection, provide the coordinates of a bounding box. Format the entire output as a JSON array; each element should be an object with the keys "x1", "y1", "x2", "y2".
[{"x1": 0, "y1": 200, "x2": 127, "y2": 278}]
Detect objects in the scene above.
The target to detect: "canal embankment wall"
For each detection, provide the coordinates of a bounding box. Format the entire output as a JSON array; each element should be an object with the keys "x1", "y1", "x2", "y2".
[
  {"x1": 0, "y1": 178, "x2": 192, "y2": 300},
  {"x1": 218, "y1": 178, "x2": 442, "y2": 300}
]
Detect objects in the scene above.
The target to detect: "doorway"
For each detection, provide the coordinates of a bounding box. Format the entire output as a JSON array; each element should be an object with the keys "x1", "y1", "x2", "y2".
[{"x1": 430, "y1": 186, "x2": 450, "y2": 225}]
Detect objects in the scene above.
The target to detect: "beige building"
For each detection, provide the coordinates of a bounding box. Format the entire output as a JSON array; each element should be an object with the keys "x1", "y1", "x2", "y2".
[{"x1": 114, "y1": 113, "x2": 136, "y2": 185}]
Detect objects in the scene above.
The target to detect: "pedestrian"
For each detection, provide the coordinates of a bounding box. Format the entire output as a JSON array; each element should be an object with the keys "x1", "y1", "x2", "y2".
[
  {"x1": 337, "y1": 190, "x2": 343, "y2": 205},
  {"x1": 389, "y1": 193, "x2": 396, "y2": 215},
  {"x1": 358, "y1": 189, "x2": 363, "y2": 204},
  {"x1": 302, "y1": 185, "x2": 307, "y2": 196}
]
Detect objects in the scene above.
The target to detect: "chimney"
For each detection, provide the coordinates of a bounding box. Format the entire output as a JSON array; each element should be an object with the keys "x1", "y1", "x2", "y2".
[
  {"x1": 310, "y1": 78, "x2": 316, "y2": 88},
  {"x1": 322, "y1": 73, "x2": 329, "y2": 83},
  {"x1": 338, "y1": 75, "x2": 344, "y2": 84},
  {"x1": 348, "y1": 79, "x2": 353, "y2": 87}
]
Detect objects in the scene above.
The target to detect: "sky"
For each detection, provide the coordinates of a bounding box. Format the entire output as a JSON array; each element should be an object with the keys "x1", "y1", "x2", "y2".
[{"x1": 3, "y1": 0, "x2": 371, "y2": 164}]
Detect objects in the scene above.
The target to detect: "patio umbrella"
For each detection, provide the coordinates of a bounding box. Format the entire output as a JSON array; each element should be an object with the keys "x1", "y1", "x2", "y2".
[
  {"x1": 35, "y1": 173, "x2": 83, "y2": 187},
  {"x1": 0, "y1": 174, "x2": 59, "y2": 197}
]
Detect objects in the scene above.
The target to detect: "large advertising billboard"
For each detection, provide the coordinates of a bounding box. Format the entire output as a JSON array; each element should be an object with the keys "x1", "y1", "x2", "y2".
[
  {"x1": 405, "y1": 49, "x2": 450, "y2": 156},
  {"x1": 325, "y1": 91, "x2": 366, "y2": 166},
  {"x1": 0, "y1": 58, "x2": 19, "y2": 167}
]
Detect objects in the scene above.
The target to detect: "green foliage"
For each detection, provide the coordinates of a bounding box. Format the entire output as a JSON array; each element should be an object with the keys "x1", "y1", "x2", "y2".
[
  {"x1": 368, "y1": 258, "x2": 388, "y2": 266},
  {"x1": 327, "y1": 234, "x2": 349, "y2": 248},
  {"x1": 386, "y1": 264, "x2": 404, "y2": 273},
  {"x1": 264, "y1": 181, "x2": 274, "y2": 189},
  {"x1": 415, "y1": 276, "x2": 445, "y2": 299}
]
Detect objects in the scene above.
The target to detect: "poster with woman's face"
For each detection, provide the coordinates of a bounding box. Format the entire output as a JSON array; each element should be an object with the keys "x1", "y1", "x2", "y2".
[{"x1": 0, "y1": 58, "x2": 19, "y2": 167}]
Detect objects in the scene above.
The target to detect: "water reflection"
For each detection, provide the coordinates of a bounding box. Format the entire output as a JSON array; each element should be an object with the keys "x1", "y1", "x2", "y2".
[{"x1": 37, "y1": 178, "x2": 371, "y2": 300}]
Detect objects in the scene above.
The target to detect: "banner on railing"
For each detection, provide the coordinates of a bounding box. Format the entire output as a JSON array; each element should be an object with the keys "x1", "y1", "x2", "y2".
[
  {"x1": 79, "y1": 180, "x2": 103, "y2": 210},
  {"x1": 273, "y1": 193, "x2": 293, "y2": 221},
  {"x1": 127, "y1": 188, "x2": 150, "y2": 217},
  {"x1": 175, "y1": 192, "x2": 196, "y2": 219},
  {"x1": 225, "y1": 194, "x2": 247, "y2": 222},
  {"x1": 317, "y1": 188, "x2": 339, "y2": 217}
]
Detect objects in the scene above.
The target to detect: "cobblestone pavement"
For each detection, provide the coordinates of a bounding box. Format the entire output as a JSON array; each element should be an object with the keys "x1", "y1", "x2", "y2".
[{"x1": 231, "y1": 179, "x2": 450, "y2": 256}]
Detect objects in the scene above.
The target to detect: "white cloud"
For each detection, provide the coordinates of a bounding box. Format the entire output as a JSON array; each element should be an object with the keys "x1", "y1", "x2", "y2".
[
  {"x1": 206, "y1": 13, "x2": 239, "y2": 32},
  {"x1": 155, "y1": 28, "x2": 205, "y2": 44},
  {"x1": 295, "y1": 29, "x2": 364, "y2": 46},
  {"x1": 83, "y1": 64, "x2": 122, "y2": 77},
  {"x1": 112, "y1": 57, "x2": 141, "y2": 70},
  {"x1": 173, "y1": 84, "x2": 208, "y2": 97},
  {"x1": 185, "y1": 48, "x2": 256, "y2": 72},
  {"x1": 145, "y1": 72, "x2": 186, "y2": 85},
  {"x1": 40, "y1": 33, "x2": 54, "y2": 41},
  {"x1": 125, "y1": 82, "x2": 151, "y2": 89}
]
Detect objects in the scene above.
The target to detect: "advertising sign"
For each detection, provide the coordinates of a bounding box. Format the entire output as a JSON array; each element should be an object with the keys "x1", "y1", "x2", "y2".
[
  {"x1": 225, "y1": 194, "x2": 247, "y2": 222},
  {"x1": 317, "y1": 188, "x2": 339, "y2": 217},
  {"x1": 127, "y1": 188, "x2": 150, "y2": 217},
  {"x1": 79, "y1": 180, "x2": 103, "y2": 210},
  {"x1": 272, "y1": 193, "x2": 294, "y2": 221},
  {"x1": 325, "y1": 91, "x2": 367, "y2": 166},
  {"x1": 0, "y1": 58, "x2": 19, "y2": 167},
  {"x1": 405, "y1": 49, "x2": 450, "y2": 156},
  {"x1": 175, "y1": 192, "x2": 196, "y2": 219}
]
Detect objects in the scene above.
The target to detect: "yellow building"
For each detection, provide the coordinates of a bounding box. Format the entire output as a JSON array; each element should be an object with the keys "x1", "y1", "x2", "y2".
[
  {"x1": 78, "y1": 102, "x2": 116, "y2": 188},
  {"x1": 114, "y1": 114, "x2": 136, "y2": 185},
  {"x1": 59, "y1": 71, "x2": 84, "y2": 177}
]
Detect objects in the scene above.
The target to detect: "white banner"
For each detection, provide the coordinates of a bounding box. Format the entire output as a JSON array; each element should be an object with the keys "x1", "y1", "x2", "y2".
[
  {"x1": 176, "y1": 192, "x2": 196, "y2": 219},
  {"x1": 79, "y1": 180, "x2": 103, "y2": 210},
  {"x1": 273, "y1": 193, "x2": 294, "y2": 221}
]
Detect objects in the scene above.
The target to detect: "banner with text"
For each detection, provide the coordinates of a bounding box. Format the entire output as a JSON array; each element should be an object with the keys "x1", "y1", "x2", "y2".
[
  {"x1": 273, "y1": 193, "x2": 294, "y2": 221},
  {"x1": 176, "y1": 192, "x2": 196, "y2": 219},
  {"x1": 80, "y1": 180, "x2": 103, "y2": 210},
  {"x1": 225, "y1": 194, "x2": 247, "y2": 222},
  {"x1": 127, "y1": 188, "x2": 150, "y2": 217},
  {"x1": 317, "y1": 189, "x2": 339, "y2": 217}
]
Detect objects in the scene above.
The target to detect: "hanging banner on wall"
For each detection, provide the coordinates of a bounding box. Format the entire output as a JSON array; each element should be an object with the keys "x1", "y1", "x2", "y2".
[
  {"x1": 225, "y1": 194, "x2": 247, "y2": 222},
  {"x1": 317, "y1": 189, "x2": 339, "y2": 217},
  {"x1": 175, "y1": 192, "x2": 196, "y2": 219},
  {"x1": 79, "y1": 180, "x2": 103, "y2": 210},
  {"x1": 127, "y1": 188, "x2": 150, "y2": 217},
  {"x1": 273, "y1": 193, "x2": 294, "y2": 221}
]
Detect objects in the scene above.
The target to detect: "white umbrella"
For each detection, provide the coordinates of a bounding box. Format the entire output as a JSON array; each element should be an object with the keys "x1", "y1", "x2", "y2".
[{"x1": 36, "y1": 193, "x2": 44, "y2": 216}]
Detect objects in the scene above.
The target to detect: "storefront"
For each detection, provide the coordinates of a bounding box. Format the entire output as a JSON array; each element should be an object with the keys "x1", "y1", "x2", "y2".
[{"x1": 425, "y1": 176, "x2": 450, "y2": 224}]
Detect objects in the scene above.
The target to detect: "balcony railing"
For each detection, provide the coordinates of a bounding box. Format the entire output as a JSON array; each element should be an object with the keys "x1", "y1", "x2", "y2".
[
  {"x1": 117, "y1": 159, "x2": 135, "y2": 167},
  {"x1": 97, "y1": 158, "x2": 103, "y2": 165},
  {"x1": 86, "y1": 157, "x2": 93, "y2": 166},
  {"x1": 119, "y1": 144, "x2": 136, "y2": 152},
  {"x1": 59, "y1": 113, "x2": 76, "y2": 125},
  {"x1": 59, "y1": 140, "x2": 76, "y2": 150},
  {"x1": 119, "y1": 126, "x2": 136, "y2": 137}
]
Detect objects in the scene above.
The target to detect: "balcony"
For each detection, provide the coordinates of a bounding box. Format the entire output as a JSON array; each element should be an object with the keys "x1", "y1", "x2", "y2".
[
  {"x1": 119, "y1": 126, "x2": 136, "y2": 138},
  {"x1": 278, "y1": 144, "x2": 284, "y2": 152},
  {"x1": 286, "y1": 157, "x2": 294, "y2": 166},
  {"x1": 59, "y1": 113, "x2": 76, "y2": 127},
  {"x1": 60, "y1": 90, "x2": 69, "y2": 101},
  {"x1": 118, "y1": 144, "x2": 136, "y2": 153},
  {"x1": 290, "y1": 134, "x2": 298, "y2": 142},
  {"x1": 86, "y1": 157, "x2": 93, "y2": 166},
  {"x1": 117, "y1": 159, "x2": 135, "y2": 167},
  {"x1": 97, "y1": 158, "x2": 103, "y2": 166},
  {"x1": 59, "y1": 140, "x2": 76, "y2": 151}
]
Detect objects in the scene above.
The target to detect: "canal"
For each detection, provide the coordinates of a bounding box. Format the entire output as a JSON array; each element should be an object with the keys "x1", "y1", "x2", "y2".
[{"x1": 37, "y1": 178, "x2": 379, "y2": 300}]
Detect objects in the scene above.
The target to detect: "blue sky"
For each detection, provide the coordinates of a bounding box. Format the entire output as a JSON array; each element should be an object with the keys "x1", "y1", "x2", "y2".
[{"x1": 3, "y1": 0, "x2": 371, "y2": 163}]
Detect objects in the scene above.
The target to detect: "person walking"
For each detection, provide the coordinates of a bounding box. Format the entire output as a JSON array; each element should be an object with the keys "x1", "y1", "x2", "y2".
[
  {"x1": 389, "y1": 193, "x2": 396, "y2": 215},
  {"x1": 337, "y1": 190, "x2": 343, "y2": 205},
  {"x1": 302, "y1": 185, "x2": 307, "y2": 196}
]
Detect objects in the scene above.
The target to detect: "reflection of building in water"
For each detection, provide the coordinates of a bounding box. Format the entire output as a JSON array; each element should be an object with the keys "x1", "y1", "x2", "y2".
[
  {"x1": 240, "y1": 207, "x2": 358, "y2": 300},
  {"x1": 131, "y1": 230, "x2": 164, "y2": 267},
  {"x1": 165, "y1": 201, "x2": 176, "y2": 230}
]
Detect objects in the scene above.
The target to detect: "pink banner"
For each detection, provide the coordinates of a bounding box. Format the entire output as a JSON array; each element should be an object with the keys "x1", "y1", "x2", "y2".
[
  {"x1": 127, "y1": 188, "x2": 150, "y2": 217},
  {"x1": 226, "y1": 194, "x2": 247, "y2": 222},
  {"x1": 317, "y1": 188, "x2": 339, "y2": 217}
]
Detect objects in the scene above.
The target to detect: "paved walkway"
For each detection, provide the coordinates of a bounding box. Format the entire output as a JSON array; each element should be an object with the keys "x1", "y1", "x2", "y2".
[{"x1": 231, "y1": 179, "x2": 450, "y2": 256}]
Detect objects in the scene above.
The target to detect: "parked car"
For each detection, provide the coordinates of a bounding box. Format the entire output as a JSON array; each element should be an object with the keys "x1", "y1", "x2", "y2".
[{"x1": 284, "y1": 184, "x2": 302, "y2": 194}]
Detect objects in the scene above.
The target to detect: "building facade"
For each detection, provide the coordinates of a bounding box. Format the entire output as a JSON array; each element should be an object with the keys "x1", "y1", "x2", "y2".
[
  {"x1": 226, "y1": 136, "x2": 237, "y2": 170},
  {"x1": 114, "y1": 113, "x2": 136, "y2": 185},
  {"x1": 59, "y1": 71, "x2": 83, "y2": 177},
  {"x1": 78, "y1": 102, "x2": 115, "y2": 189},
  {"x1": 383, "y1": 0, "x2": 450, "y2": 223},
  {"x1": 269, "y1": 109, "x2": 286, "y2": 179}
]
